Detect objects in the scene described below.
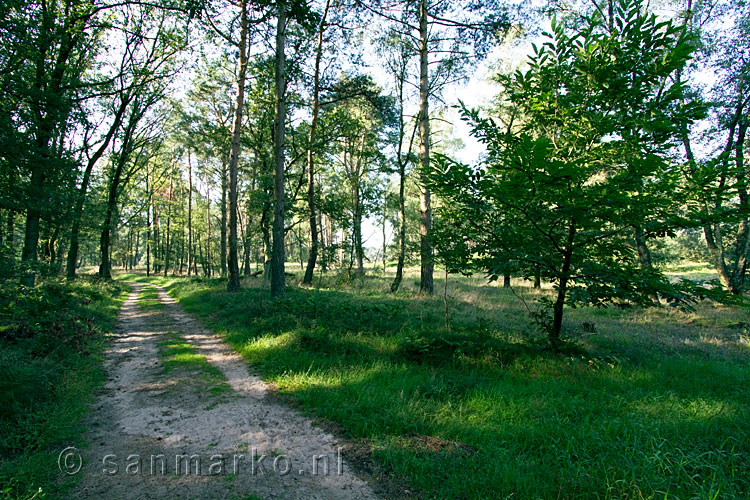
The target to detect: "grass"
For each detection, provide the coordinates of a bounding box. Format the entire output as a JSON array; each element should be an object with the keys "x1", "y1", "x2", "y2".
[
  {"x1": 136, "y1": 284, "x2": 163, "y2": 310},
  {"x1": 155, "y1": 330, "x2": 231, "y2": 396},
  {"x1": 123, "y1": 266, "x2": 750, "y2": 500},
  {"x1": 0, "y1": 277, "x2": 128, "y2": 500},
  {"x1": 133, "y1": 283, "x2": 234, "y2": 401},
  {"x1": 662, "y1": 261, "x2": 721, "y2": 282}
]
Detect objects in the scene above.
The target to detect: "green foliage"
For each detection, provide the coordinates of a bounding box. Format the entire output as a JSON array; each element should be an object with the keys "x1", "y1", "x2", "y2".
[
  {"x1": 427, "y1": 0, "x2": 709, "y2": 340},
  {"x1": 0, "y1": 278, "x2": 127, "y2": 499},
  {"x1": 676, "y1": 0, "x2": 750, "y2": 293}
]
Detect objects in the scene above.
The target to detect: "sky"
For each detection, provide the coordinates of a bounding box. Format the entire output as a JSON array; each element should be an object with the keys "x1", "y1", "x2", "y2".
[
  {"x1": 357, "y1": 20, "x2": 536, "y2": 253},
  {"x1": 163, "y1": 0, "x2": 729, "y2": 257},
  {"x1": 358, "y1": 0, "x2": 735, "y2": 254}
]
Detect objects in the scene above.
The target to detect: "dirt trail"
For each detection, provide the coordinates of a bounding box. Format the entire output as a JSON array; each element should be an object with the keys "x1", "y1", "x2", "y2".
[{"x1": 69, "y1": 282, "x2": 381, "y2": 500}]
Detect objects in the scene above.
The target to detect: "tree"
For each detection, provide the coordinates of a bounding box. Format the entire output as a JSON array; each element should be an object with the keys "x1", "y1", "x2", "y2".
[
  {"x1": 269, "y1": 0, "x2": 317, "y2": 297},
  {"x1": 3, "y1": 0, "x2": 104, "y2": 285},
  {"x1": 99, "y1": 91, "x2": 166, "y2": 280},
  {"x1": 363, "y1": 0, "x2": 511, "y2": 294},
  {"x1": 376, "y1": 24, "x2": 419, "y2": 292},
  {"x1": 301, "y1": 0, "x2": 332, "y2": 285},
  {"x1": 183, "y1": 57, "x2": 235, "y2": 277},
  {"x1": 222, "y1": 0, "x2": 252, "y2": 291},
  {"x1": 428, "y1": 0, "x2": 703, "y2": 344},
  {"x1": 326, "y1": 76, "x2": 393, "y2": 277},
  {"x1": 66, "y1": 4, "x2": 184, "y2": 279},
  {"x1": 204, "y1": 0, "x2": 313, "y2": 294},
  {"x1": 680, "y1": 0, "x2": 750, "y2": 294},
  {"x1": 270, "y1": 0, "x2": 289, "y2": 298}
]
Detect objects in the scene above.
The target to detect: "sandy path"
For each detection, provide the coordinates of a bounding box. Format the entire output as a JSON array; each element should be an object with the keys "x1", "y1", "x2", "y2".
[{"x1": 69, "y1": 282, "x2": 381, "y2": 500}]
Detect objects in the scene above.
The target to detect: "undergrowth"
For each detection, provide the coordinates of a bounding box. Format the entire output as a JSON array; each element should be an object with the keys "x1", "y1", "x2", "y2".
[
  {"x1": 136, "y1": 270, "x2": 750, "y2": 500},
  {"x1": 0, "y1": 278, "x2": 127, "y2": 500}
]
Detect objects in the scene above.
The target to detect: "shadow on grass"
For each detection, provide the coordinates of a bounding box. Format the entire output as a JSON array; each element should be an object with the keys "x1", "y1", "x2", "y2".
[{"x1": 136, "y1": 276, "x2": 750, "y2": 500}]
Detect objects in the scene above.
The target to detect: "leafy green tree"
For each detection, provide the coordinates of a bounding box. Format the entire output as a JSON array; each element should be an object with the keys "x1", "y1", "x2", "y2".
[
  {"x1": 428, "y1": 0, "x2": 703, "y2": 344},
  {"x1": 99, "y1": 89, "x2": 168, "y2": 280},
  {"x1": 66, "y1": 5, "x2": 186, "y2": 279},
  {"x1": 325, "y1": 75, "x2": 394, "y2": 277},
  {"x1": 375, "y1": 23, "x2": 419, "y2": 292},
  {"x1": 301, "y1": 0, "x2": 331, "y2": 285},
  {"x1": 183, "y1": 57, "x2": 234, "y2": 277},
  {"x1": 1, "y1": 0, "x2": 105, "y2": 284},
  {"x1": 680, "y1": 0, "x2": 750, "y2": 293},
  {"x1": 360, "y1": 0, "x2": 511, "y2": 294}
]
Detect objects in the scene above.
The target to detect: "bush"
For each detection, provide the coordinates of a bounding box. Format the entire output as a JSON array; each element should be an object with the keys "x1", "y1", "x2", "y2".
[{"x1": 0, "y1": 278, "x2": 126, "y2": 499}]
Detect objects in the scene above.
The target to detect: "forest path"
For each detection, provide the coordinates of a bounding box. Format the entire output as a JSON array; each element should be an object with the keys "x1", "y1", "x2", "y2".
[{"x1": 69, "y1": 282, "x2": 380, "y2": 500}]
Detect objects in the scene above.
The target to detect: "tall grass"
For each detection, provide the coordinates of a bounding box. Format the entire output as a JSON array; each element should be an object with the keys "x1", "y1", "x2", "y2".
[
  {"x1": 0, "y1": 278, "x2": 128, "y2": 500},
  {"x1": 145, "y1": 268, "x2": 749, "y2": 499}
]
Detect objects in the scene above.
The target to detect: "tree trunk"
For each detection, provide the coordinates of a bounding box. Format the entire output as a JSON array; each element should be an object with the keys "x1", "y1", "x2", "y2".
[
  {"x1": 178, "y1": 181, "x2": 184, "y2": 274},
  {"x1": 730, "y1": 118, "x2": 748, "y2": 293},
  {"x1": 261, "y1": 203, "x2": 272, "y2": 288},
  {"x1": 353, "y1": 185, "x2": 364, "y2": 277},
  {"x1": 221, "y1": 159, "x2": 228, "y2": 277},
  {"x1": 153, "y1": 203, "x2": 160, "y2": 274},
  {"x1": 197, "y1": 232, "x2": 206, "y2": 275},
  {"x1": 164, "y1": 173, "x2": 173, "y2": 276},
  {"x1": 243, "y1": 164, "x2": 257, "y2": 278},
  {"x1": 503, "y1": 271, "x2": 510, "y2": 288},
  {"x1": 391, "y1": 156, "x2": 406, "y2": 292},
  {"x1": 297, "y1": 229, "x2": 304, "y2": 270},
  {"x1": 704, "y1": 222, "x2": 733, "y2": 289},
  {"x1": 188, "y1": 151, "x2": 193, "y2": 276},
  {"x1": 69, "y1": 86, "x2": 133, "y2": 279},
  {"x1": 227, "y1": 0, "x2": 249, "y2": 292},
  {"x1": 271, "y1": 0, "x2": 288, "y2": 299},
  {"x1": 6, "y1": 210, "x2": 13, "y2": 248},
  {"x1": 551, "y1": 223, "x2": 577, "y2": 344},
  {"x1": 634, "y1": 225, "x2": 652, "y2": 270},
  {"x1": 206, "y1": 183, "x2": 211, "y2": 277},
  {"x1": 20, "y1": 104, "x2": 50, "y2": 285},
  {"x1": 20, "y1": 166, "x2": 45, "y2": 286},
  {"x1": 67, "y1": 105, "x2": 129, "y2": 279},
  {"x1": 49, "y1": 227, "x2": 58, "y2": 269},
  {"x1": 418, "y1": 0, "x2": 433, "y2": 295},
  {"x1": 99, "y1": 158, "x2": 127, "y2": 280},
  {"x1": 146, "y1": 164, "x2": 152, "y2": 277},
  {"x1": 682, "y1": 93, "x2": 744, "y2": 293},
  {"x1": 134, "y1": 228, "x2": 139, "y2": 270},
  {"x1": 99, "y1": 102, "x2": 142, "y2": 280},
  {"x1": 302, "y1": 0, "x2": 330, "y2": 285},
  {"x1": 126, "y1": 226, "x2": 132, "y2": 271},
  {"x1": 243, "y1": 238, "x2": 251, "y2": 277},
  {"x1": 319, "y1": 203, "x2": 327, "y2": 273},
  {"x1": 382, "y1": 193, "x2": 387, "y2": 274}
]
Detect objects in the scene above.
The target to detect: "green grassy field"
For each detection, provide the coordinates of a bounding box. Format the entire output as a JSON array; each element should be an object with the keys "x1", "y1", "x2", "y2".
[
  {"x1": 0, "y1": 278, "x2": 128, "y2": 500},
  {"x1": 118, "y1": 267, "x2": 750, "y2": 500}
]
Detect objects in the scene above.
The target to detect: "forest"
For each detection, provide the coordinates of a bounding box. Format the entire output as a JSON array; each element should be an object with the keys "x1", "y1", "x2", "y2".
[{"x1": 1, "y1": 0, "x2": 749, "y2": 499}]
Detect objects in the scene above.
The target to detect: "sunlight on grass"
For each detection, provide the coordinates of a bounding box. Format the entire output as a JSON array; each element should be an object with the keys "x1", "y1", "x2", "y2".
[
  {"x1": 136, "y1": 284, "x2": 162, "y2": 310},
  {"x1": 128, "y1": 271, "x2": 750, "y2": 500},
  {"x1": 157, "y1": 332, "x2": 227, "y2": 387},
  {"x1": 241, "y1": 331, "x2": 295, "y2": 356},
  {"x1": 169, "y1": 352, "x2": 207, "y2": 364}
]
